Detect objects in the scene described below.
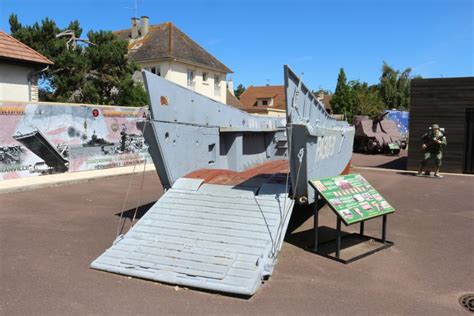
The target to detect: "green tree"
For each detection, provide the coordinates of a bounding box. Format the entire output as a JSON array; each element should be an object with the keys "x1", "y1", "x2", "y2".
[
  {"x1": 9, "y1": 14, "x2": 147, "y2": 107},
  {"x1": 349, "y1": 81, "x2": 385, "y2": 118},
  {"x1": 234, "y1": 84, "x2": 246, "y2": 99},
  {"x1": 380, "y1": 62, "x2": 413, "y2": 110},
  {"x1": 330, "y1": 68, "x2": 352, "y2": 116}
]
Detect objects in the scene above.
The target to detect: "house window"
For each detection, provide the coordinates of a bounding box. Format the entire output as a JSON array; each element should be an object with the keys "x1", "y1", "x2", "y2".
[
  {"x1": 214, "y1": 75, "x2": 221, "y2": 96},
  {"x1": 147, "y1": 66, "x2": 161, "y2": 76},
  {"x1": 187, "y1": 69, "x2": 195, "y2": 88},
  {"x1": 202, "y1": 72, "x2": 208, "y2": 82},
  {"x1": 262, "y1": 100, "x2": 268, "y2": 106}
]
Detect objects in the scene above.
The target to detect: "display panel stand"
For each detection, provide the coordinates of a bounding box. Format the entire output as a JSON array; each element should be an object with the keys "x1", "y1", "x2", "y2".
[{"x1": 310, "y1": 193, "x2": 394, "y2": 264}]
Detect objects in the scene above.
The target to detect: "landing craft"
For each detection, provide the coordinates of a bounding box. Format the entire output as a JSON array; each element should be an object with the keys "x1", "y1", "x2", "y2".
[{"x1": 91, "y1": 66, "x2": 355, "y2": 296}]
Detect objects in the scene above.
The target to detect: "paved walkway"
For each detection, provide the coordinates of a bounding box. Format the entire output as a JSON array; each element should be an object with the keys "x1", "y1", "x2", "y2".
[
  {"x1": 0, "y1": 164, "x2": 156, "y2": 194},
  {"x1": 351, "y1": 152, "x2": 408, "y2": 170},
  {"x1": 1, "y1": 167, "x2": 473, "y2": 314}
]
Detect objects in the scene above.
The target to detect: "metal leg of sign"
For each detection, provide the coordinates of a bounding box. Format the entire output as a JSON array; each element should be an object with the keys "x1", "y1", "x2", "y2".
[
  {"x1": 312, "y1": 194, "x2": 319, "y2": 253},
  {"x1": 336, "y1": 217, "x2": 341, "y2": 259},
  {"x1": 360, "y1": 221, "x2": 365, "y2": 236},
  {"x1": 382, "y1": 215, "x2": 387, "y2": 244}
]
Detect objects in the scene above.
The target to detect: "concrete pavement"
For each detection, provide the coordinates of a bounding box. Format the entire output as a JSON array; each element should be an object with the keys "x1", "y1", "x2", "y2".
[
  {"x1": 1, "y1": 166, "x2": 473, "y2": 314},
  {"x1": 0, "y1": 164, "x2": 155, "y2": 194}
]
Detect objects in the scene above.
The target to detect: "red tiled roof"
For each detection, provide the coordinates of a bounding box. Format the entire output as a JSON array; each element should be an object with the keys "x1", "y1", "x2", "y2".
[
  {"x1": 226, "y1": 89, "x2": 245, "y2": 109},
  {"x1": 239, "y1": 85, "x2": 286, "y2": 111},
  {"x1": 321, "y1": 94, "x2": 333, "y2": 110},
  {"x1": 0, "y1": 31, "x2": 53, "y2": 65}
]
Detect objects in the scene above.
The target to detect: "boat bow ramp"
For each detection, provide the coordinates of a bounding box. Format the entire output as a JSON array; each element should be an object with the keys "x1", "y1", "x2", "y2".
[{"x1": 91, "y1": 161, "x2": 294, "y2": 296}]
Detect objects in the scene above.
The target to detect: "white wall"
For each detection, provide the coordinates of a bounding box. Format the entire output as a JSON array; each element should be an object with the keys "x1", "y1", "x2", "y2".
[
  {"x1": 137, "y1": 59, "x2": 227, "y2": 103},
  {"x1": 0, "y1": 63, "x2": 33, "y2": 102}
]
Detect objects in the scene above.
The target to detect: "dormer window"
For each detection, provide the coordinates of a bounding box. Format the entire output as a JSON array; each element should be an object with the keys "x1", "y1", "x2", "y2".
[{"x1": 256, "y1": 98, "x2": 272, "y2": 106}]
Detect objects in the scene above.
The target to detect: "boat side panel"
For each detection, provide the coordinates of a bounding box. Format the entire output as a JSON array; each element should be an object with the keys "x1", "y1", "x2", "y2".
[
  {"x1": 284, "y1": 65, "x2": 355, "y2": 203},
  {"x1": 143, "y1": 71, "x2": 285, "y2": 130},
  {"x1": 147, "y1": 120, "x2": 288, "y2": 185},
  {"x1": 143, "y1": 121, "x2": 173, "y2": 189}
]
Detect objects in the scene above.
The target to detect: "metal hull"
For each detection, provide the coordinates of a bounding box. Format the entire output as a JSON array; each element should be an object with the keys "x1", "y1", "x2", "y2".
[
  {"x1": 142, "y1": 72, "x2": 288, "y2": 190},
  {"x1": 284, "y1": 66, "x2": 355, "y2": 203},
  {"x1": 142, "y1": 66, "x2": 354, "y2": 201}
]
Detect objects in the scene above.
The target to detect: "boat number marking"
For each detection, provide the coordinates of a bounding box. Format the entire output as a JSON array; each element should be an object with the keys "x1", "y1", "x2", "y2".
[{"x1": 315, "y1": 135, "x2": 337, "y2": 162}]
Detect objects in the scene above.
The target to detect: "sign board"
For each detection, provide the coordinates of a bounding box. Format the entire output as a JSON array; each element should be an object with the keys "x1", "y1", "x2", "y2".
[
  {"x1": 309, "y1": 174, "x2": 395, "y2": 225},
  {"x1": 388, "y1": 143, "x2": 400, "y2": 150}
]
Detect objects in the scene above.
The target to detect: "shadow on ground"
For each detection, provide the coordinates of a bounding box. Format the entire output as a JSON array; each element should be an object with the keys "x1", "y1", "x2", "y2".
[
  {"x1": 285, "y1": 203, "x2": 386, "y2": 261},
  {"x1": 376, "y1": 156, "x2": 407, "y2": 169},
  {"x1": 285, "y1": 203, "x2": 354, "y2": 252},
  {"x1": 114, "y1": 201, "x2": 157, "y2": 235},
  {"x1": 114, "y1": 201, "x2": 157, "y2": 220}
]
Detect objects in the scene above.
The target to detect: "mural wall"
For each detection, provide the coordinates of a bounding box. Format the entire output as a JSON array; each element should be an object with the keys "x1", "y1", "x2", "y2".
[
  {"x1": 386, "y1": 110, "x2": 409, "y2": 137},
  {"x1": 0, "y1": 102, "x2": 149, "y2": 180}
]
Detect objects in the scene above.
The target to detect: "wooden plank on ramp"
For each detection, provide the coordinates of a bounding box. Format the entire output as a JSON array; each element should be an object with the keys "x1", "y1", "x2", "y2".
[{"x1": 91, "y1": 179, "x2": 294, "y2": 296}]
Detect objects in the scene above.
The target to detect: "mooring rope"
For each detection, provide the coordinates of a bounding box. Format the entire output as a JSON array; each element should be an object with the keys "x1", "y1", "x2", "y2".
[
  {"x1": 253, "y1": 194, "x2": 276, "y2": 256},
  {"x1": 131, "y1": 120, "x2": 149, "y2": 226},
  {"x1": 115, "y1": 161, "x2": 138, "y2": 238},
  {"x1": 115, "y1": 111, "x2": 149, "y2": 238},
  {"x1": 271, "y1": 146, "x2": 304, "y2": 258}
]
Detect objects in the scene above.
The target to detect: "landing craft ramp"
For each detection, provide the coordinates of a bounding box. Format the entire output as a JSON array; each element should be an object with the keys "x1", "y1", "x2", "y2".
[
  {"x1": 13, "y1": 130, "x2": 68, "y2": 170},
  {"x1": 91, "y1": 161, "x2": 294, "y2": 296},
  {"x1": 92, "y1": 66, "x2": 354, "y2": 295}
]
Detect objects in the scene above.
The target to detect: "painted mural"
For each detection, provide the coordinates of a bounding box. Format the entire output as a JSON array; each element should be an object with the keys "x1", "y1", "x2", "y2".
[
  {"x1": 0, "y1": 102, "x2": 149, "y2": 180},
  {"x1": 386, "y1": 110, "x2": 409, "y2": 137}
]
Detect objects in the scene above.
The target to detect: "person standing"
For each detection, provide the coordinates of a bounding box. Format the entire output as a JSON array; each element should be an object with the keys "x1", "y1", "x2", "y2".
[{"x1": 417, "y1": 124, "x2": 447, "y2": 177}]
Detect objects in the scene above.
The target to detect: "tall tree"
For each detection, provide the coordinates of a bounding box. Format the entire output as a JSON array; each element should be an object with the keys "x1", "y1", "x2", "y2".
[
  {"x1": 396, "y1": 68, "x2": 412, "y2": 109},
  {"x1": 234, "y1": 84, "x2": 246, "y2": 99},
  {"x1": 9, "y1": 14, "x2": 147, "y2": 107},
  {"x1": 380, "y1": 62, "x2": 413, "y2": 109},
  {"x1": 349, "y1": 81, "x2": 385, "y2": 118},
  {"x1": 330, "y1": 68, "x2": 352, "y2": 116}
]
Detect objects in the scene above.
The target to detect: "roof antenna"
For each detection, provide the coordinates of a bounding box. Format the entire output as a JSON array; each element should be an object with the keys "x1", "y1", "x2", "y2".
[{"x1": 125, "y1": 0, "x2": 139, "y2": 18}]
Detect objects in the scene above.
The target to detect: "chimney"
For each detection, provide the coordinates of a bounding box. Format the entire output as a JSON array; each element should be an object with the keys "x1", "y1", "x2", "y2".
[
  {"x1": 131, "y1": 17, "x2": 139, "y2": 39},
  {"x1": 141, "y1": 16, "x2": 149, "y2": 37},
  {"x1": 317, "y1": 91, "x2": 324, "y2": 101},
  {"x1": 227, "y1": 78, "x2": 234, "y2": 96}
]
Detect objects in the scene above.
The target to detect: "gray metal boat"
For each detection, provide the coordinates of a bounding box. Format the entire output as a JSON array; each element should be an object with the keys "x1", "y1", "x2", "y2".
[{"x1": 91, "y1": 65, "x2": 354, "y2": 296}]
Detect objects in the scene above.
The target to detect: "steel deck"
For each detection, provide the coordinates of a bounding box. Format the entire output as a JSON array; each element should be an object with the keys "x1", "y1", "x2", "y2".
[{"x1": 91, "y1": 175, "x2": 293, "y2": 296}]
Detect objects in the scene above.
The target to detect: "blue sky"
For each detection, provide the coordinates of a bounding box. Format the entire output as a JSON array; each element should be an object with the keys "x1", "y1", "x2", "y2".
[{"x1": 1, "y1": 0, "x2": 472, "y2": 91}]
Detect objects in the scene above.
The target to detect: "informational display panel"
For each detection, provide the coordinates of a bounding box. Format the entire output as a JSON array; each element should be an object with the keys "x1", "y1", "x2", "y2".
[{"x1": 309, "y1": 174, "x2": 395, "y2": 225}]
